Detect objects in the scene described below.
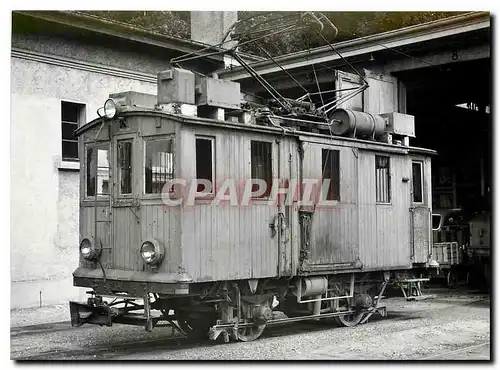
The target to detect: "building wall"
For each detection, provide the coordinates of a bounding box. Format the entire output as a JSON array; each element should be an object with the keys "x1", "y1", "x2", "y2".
[
  {"x1": 10, "y1": 34, "x2": 162, "y2": 308},
  {"x1": 191, "y1": 11, "x2": 238, "y2": 48}
]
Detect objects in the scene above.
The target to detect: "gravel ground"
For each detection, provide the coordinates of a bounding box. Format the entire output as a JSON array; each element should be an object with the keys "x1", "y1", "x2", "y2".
[
  {"x1": 11, "y1": 304, "x2": 69, "y2": 328},
  {"x1": 11, "y1": 288, "x2": 490, "y2": 361}
]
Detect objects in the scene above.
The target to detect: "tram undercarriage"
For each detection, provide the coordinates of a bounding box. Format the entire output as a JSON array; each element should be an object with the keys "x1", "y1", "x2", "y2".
[{"x1": 70, "y1": 272, "x2": 397, "y2": 342}]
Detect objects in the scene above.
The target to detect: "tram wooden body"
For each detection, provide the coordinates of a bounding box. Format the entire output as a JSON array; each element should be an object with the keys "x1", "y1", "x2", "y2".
[{"x1": 70, "y1": 69, "x2": 437, "y2": 342}]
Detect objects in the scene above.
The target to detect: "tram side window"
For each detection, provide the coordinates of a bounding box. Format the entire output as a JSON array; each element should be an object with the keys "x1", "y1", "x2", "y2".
[
  {"x1": 322, "y1": 149, "x2": 340, "y2": 201},
  {"x1": 86, "y1": 146, "x2": 110, "y2": 197},
  {"x1": 118, "y1": 141, "x2": 133, "y2": 195},
  {"x1": 375, "y1": 155, "x2": 391, "y2": 203},
  {"x1": 412, "y1": 162, "x2": 423, "y2": 203},
  {"x1": 251, "y1": 141, "x2": 272, "y2": 198},
  {"x1": 195, "y1": 137, "x2": 214, "y2": 193},
  {"x1": 145, "y1": 138, "x2": 174, "y2": 194}
]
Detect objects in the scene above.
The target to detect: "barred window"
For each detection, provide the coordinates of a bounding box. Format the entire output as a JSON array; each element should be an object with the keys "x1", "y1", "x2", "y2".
[
  {"x1": 118, "y1": 141, "x2": 133, "y2": 195},
  {"x1": 412, "y1": 162, "x2": 423, "y2": 203},
  {"x1": 375, "y1": 155, "x2": 391, "y2": 203},
  {"x1": 62, "y1": 101, "x2": 85, "y2": 160},
  {"x1": 322, "y1": 149, "x2": 340, "y2": 201},
  {"x1": 145, "y1": 138, "x2": 174, "y2": 194},
  {"x1": 86, "y1": 145, "x2": 109, "y2": 197},
  {"x1": 251, "y1": 141, "x2": 272, "y2": 198}
]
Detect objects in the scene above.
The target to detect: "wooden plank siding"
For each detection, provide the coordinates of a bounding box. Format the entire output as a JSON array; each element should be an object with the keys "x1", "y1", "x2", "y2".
[
  {"x1": 410, "y1": 154, "x2": 433, "y2": 264},
  {"x1": 178, "y1": 127, "x2": 289, "y2": 281},
  {"x1": 140, "y1": 204, "x2": 181, "y2": 274},
  {"x1": 112, "y1": 207, "x2": 141, "y2": 271},
  {"x1": 358, "y1": 151, "x2": 411, "y2": 270},
  {"x1": 79, "y1": 205, "x2": 111, "y2": 269},
  {"x1": 301, "y1": 143, "x2": 359, "y2": 267},
  {"x1": 77, "y1": 111, "x2": 433, "y2": 284}
]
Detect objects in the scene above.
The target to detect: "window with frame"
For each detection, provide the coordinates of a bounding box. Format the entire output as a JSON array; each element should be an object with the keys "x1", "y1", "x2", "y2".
[
  {"x1": 118, "y1": 141, "x2": 133, "y2": 195},
  {"x1": 251, "y1": 141, "x2": 272, "y2": 198},
  {"x1": 375, "y1": 155, "x2": 391, "y2": 203},
  {"x1": 412, "y1": 161, "x2": 423, "y2": 203},
  {"x1": 322, "y1": 149, "x2": 340, "y2": 201},
  {"x1": 432, "y1": 214, "x2": 442, "y2": 230},
  {"x1": 86, "y1": 145, "x2": 110, "y2": 197},
  {"x1": 144, "y1": 138, "x2": 174, "y2": 194},
  {"x1": 61, "y1": 101, "x2": 85, "y2": 161},
  {"x1": 195, "y1": 137, "x2": 214, "y2": 193}
]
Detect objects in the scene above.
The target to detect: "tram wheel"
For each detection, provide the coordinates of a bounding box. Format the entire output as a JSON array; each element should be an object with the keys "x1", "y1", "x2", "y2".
[
  {"x1": 446, "y1": 270, "x2": 458, "y2": 289},
  {"x1": 235, "y1": 298, "x2": 270, "y2": 342},
  {"x1": 236, "y1": 323, "x2": 266, "y2": 342},
  {"x1": 176, "y1": 311, "x2": 214, "y2": 339},
  {"x1": 334, "y1": 311, "x2": 364, "y2": 327}
]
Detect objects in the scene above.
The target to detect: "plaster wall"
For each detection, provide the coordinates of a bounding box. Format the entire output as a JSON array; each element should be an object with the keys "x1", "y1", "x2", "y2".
[{"x1": 10, "y1": 56, "x2": 156, "y2": 309}]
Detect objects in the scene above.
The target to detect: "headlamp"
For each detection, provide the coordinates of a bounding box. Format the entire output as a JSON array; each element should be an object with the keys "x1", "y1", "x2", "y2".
[
  {"x1": 80, "y1": 238, "x2": 101, "y2": 261},
  {"x1": 140, "y1": 239, "x2": 164, "y2": 266},
  {"x1": 103, "y1": 98, "x2": 118, "y2": 119}
]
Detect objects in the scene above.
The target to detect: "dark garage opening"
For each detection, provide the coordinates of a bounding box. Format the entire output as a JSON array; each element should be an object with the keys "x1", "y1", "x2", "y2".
[{"x1": 396, "y1": 58, "x2": 491, "y2": 216}]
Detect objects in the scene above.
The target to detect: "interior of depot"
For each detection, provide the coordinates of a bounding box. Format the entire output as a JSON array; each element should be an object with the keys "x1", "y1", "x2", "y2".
[{"x1": 397, "y1": 57, "x2": 491, "y2": 217}]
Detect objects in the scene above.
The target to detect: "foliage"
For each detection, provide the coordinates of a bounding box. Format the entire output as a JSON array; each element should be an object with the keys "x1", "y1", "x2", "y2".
[
  {"x1": 79, "y1": 11, "x2": 190, "y2": 39},
  {"x1": 79, "y1": 11, "x2": 465, "y2": 57},
  {"x1": 236, "y1": 11, "x2": 465, "y2": 56}
]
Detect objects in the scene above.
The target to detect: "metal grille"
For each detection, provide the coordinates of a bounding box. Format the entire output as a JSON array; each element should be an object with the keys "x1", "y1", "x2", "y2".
[
  {"x1": 322, "y1": 149, "x2": 340, "y2": 201},
  {"x1": 145, "y1": 138, "x2": 174, "y2": 194},
  {"x1": 375, "y1": 155, "x2": 390, "y2": 203},
  {"x1": 118, "y1": 141, "x2": 132, "y2": 195},
  {"x1": 251, "y1": 141, "x2": 272, "y2": 197}
]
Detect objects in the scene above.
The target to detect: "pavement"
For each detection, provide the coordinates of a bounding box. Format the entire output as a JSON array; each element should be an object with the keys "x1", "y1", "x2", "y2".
[{"x1": 11, "y1": 304, "x2": 70, "y2": 329}]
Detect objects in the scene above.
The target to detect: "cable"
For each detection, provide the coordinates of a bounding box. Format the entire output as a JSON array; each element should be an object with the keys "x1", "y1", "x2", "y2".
[
  {"x1": 253, "y1": 41, "x2": 310, "y2": 95},
  {"x1": 316, "y1": 31, "x2": 368, "y2": 86}
]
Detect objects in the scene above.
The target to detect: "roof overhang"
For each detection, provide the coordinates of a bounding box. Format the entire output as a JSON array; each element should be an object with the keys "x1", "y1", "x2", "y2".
[
  {"x1": 217, "y1": 11, "x2": 490, "y2": 81},
  {"x1": 12, "y1": 11, "x2": 264, "y2": 64}
]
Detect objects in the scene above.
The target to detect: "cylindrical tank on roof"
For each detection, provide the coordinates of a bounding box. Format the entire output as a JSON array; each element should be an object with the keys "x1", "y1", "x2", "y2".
[{"x1": 329, "y1": 108, "x2": 387, "y2": 139}]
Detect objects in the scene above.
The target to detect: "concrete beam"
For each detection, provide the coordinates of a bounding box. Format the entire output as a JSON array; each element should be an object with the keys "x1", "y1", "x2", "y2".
[
  {"x1": 218, "y1": 11, "x2": 490, "y2": 81},
  {"x1": 380, "y1": 43, "x2": 490, "y2": 73}
]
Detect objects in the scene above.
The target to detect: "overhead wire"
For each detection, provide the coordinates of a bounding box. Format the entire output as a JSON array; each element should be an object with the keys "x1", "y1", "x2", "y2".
[
  {"x1": 171, "y1": 12, "x2": 445, "y2": 208},
  {"x1": 252, "y1": 41, "x2": 310, "y2": 96},
  {"x1": 304, "y1": 29, "x2": 326, "y2": 112}
]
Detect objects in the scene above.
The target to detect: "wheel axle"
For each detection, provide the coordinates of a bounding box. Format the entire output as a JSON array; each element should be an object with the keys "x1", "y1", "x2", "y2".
[{"x1": 208, "y1": 305, "x2": 387, "y2": 342}]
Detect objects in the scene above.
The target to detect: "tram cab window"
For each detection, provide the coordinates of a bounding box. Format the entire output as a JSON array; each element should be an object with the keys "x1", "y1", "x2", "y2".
[
  {"x1": 144, "y1": 138, "x2": 174, "y2": 194},
  {"x1": 322, "y1": 149, "x2": 340, "y2": 201},
  {"x1": 86, "y1": 145, "x2": 110, "y2": 197},
  {"x1": 412, "y1": 161, "x2": 423, "y2": 203},
  {"x1": 375, "y1": 155, "x2": 391, "y2": 203},
  {"x1": 251, "y1": 141, "x2": 273, "y2": 198},
  {"x1": 195, "y1": 137, "x2": 214, "y2": 193},
  {"x1": 118, "y1": 141, "x2": 133, "y2": 195}
]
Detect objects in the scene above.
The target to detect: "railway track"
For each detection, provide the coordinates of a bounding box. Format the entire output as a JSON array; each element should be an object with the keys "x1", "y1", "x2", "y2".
[
  {"x1": 13, "y1": 331, "x2": 192, "y2": 360},
  {"x1": 418, "y1": 342, "x2": 490, "y2": 360},
  {"x1": 12, "y1": 295, "x2": 490, "y2": 360}
]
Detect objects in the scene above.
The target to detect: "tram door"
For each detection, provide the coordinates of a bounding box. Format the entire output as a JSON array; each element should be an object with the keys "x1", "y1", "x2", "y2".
[
  {"x1": 276, "y1": 139, "x2": 294, "y2": 277},
  {"x1": 298, "y1": 143, "x2": 360, "y2": 273},
  {"x1": 410, "y1": 158, "x2": 431, "y2": 264},
  {"x1": 111, "y1": 133, "x2": 142, "y2": 271}
]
